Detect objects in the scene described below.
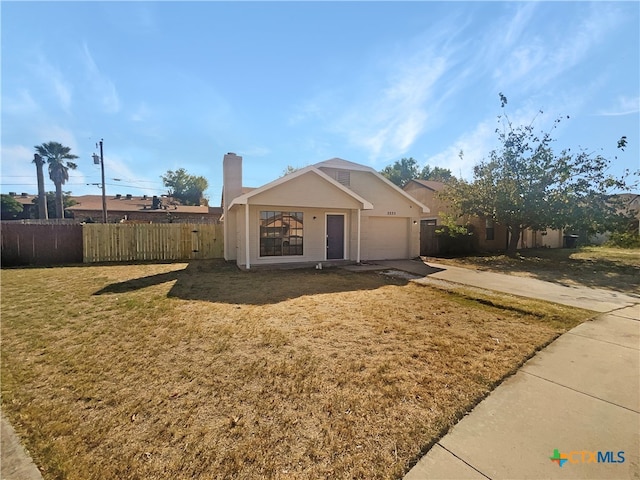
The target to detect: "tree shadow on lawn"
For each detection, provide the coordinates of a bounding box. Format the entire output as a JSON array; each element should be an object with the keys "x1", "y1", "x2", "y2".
[{"x1": 93, "y1": 259, "x2": 409, "y2": 305}]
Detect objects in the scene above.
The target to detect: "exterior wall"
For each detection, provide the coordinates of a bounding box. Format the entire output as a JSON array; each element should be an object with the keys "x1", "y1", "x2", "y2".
[
  {"x1": 248, "y1": 171, "x2": 363, "y2": 210},
  {"x1": 229, "y1": 164, "x2": 424, "y2": 267},
  {"x1": 323, "y1": 169, "x2": 422, "y2": 259},
  {"x1": 466, "y1": 216, "x2": 509, "y2": 252},
  {"x1": 339, "y1": 170, "x2": 419, "y2": 217},
  {"x1": 233, "y1": 203, "x2": 420, "y2": 267},
  {"x1": 348, "y1": 171, "x2": 421, "y2": 259},
  {"x1": 403, "y1": 183, "x2": 566, "y2": 252},
  {"x1": 402, "y1": 182, "x2": 450, "y2": 220},
  {"x1": 233, "y1": 205, "x2": 357, "y2": 268},
  {"x1": 519, "y1": 228, "x2": 564, "y2": 249}
]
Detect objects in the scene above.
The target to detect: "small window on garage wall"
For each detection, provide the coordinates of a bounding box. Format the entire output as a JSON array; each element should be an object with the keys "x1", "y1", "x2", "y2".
[{"x1": 485, "y1": 218, "x2": 495, "y2": 241}]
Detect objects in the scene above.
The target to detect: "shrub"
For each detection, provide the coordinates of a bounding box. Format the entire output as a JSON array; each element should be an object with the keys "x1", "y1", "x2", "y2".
[{"x1": 605, "y1": 231, "x2": 640, "y2": 248}]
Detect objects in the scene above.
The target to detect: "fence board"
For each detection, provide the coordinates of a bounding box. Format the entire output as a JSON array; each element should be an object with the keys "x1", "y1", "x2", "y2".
[
  {"x1": 82, "y1": 223, "x2": 223, "y2": 263},
  {"x1": 1, "y1": 223, "x2": 83, "y2": 266}
]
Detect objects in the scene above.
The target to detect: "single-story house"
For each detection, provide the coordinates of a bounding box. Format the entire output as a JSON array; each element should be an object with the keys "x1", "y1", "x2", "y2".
[
  {"x1": 589, "y1": 193, "x2": 640, "y2": 244},
  {"x1": 222, "y1": 153, "x2": 429, "y2": 269},
  {"x1": 5, "y1": 192, "x2": 39, "y2": 219},
  {"x1": 66, "y1": 194, "x2": 222, "y2": 224},
  {"x1": 403, "y1": 179, "x2": 564, "y2": 254}
]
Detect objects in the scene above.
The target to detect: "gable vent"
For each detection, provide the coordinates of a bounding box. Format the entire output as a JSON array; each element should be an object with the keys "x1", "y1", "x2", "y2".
[{"x1": 335, "y1": 170, "x2": 350, "y2": 186}]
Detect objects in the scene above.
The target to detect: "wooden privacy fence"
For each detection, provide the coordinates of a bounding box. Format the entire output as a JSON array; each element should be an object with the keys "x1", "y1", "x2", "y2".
[
  {"x1": 83, "y1": 223, "x2": 224, "y2": 263},
  {"x1": 1, "y1": 223, "x2": 83, "y2": 266}
]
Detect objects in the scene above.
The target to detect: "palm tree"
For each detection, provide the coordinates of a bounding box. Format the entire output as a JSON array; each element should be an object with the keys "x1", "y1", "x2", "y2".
[
  {"x1": 34, "y1": 142, "x2": 78, "y2": 218},
  {"x1": 32, "y1": 153, "x2": 48, "y2": 219}
]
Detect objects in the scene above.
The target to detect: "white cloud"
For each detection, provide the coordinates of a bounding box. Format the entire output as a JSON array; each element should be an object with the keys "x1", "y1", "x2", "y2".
[
  {"x1": 501, "y1": 2, "x2": 539, "y2": 48},
  {"x1": 130, "y1": 103, "x2": 151, "y2": 122},
  {"x1": 0, "y1": 145, "x2": 35, "y2": 182},
  {"x1": 33, "y1": 55, "x2": 72, "y2": 112},
  {"x1": 597, "y1": 96, "x2": 640, "y2": 116},
  {"x1": 35, "y1": 126, "x2": 78, "y2": 154},
  {"x1": 492, "y1": 3, "x2": 624, "y2": 92},
  {"x1": 82, "y1": 43, "x2": 121, "y2": 114},
  {"x1": 337, "y1": 51, "x2": 449, "y2": 163},
  {"x1": 239, "y1": 146, "x2": 271, "y2": 157},
  {"x1": 2, "y1": 89, "x2": 40, "y2": 116},
  {"x1": 102, "y1": 153, "x2": 159, "y2": 197},
  {"x1": 0, "y1": 143, "x2": 86, "y2": 194},
  {"x1": 423, "y1": 120, "x2": 496, "y2": 181}
]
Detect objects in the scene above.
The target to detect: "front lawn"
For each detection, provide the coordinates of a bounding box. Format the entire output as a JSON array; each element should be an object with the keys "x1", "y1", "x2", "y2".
[{"x1": 1, "y1": 261, "x2": 588, "y2": 479}]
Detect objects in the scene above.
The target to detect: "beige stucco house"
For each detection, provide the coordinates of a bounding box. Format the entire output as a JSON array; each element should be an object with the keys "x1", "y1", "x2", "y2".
[{"x1": 222, "y1": 153, "x2": 428, "y2": 269}]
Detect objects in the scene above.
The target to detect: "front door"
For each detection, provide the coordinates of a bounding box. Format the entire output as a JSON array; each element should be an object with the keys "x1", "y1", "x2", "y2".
[{"x1": 326, "y1": 214, "x2": 344, "y2": 260}]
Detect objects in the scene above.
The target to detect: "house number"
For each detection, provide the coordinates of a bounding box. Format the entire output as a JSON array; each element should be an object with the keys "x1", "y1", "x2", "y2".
[{"x1": 387, "y1": 211, "x2": 396, "y2": 215}]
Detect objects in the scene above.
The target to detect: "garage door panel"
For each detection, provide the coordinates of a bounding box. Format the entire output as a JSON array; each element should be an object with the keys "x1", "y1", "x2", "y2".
[{"x1": 363, "y1": 217, "x2": 408, "y2": 260}]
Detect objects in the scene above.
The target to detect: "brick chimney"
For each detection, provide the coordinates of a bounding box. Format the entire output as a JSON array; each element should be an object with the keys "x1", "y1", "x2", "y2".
[{"x1": 223, "y1": 152, "x2": 242, "y2": 261}]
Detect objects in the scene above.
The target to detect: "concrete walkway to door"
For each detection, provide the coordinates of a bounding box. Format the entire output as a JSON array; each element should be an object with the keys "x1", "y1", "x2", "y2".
[{"x1": 361, "y1": 258, "x2": 639, "y2": 479}]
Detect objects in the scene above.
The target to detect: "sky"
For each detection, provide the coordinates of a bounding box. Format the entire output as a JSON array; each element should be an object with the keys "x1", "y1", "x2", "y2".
[{"x1": 2, "y1": 1, "x2": 639, "y2": 204}]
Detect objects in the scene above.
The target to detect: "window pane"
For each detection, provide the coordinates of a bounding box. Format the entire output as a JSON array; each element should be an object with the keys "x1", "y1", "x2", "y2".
[{"x1": 260, "y1": 211, "x2": 303, "y2": 256}]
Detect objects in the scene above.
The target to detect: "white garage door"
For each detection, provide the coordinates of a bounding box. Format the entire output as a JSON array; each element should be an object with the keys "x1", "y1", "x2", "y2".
[{"x1": 363, "y1": 217, "x2": 409, "y2": 260}]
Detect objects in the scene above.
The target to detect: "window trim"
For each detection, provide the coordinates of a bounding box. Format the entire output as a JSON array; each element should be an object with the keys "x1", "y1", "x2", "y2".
[{"x1": 259, "y1": 211, "x2": 304, "y2": 257}]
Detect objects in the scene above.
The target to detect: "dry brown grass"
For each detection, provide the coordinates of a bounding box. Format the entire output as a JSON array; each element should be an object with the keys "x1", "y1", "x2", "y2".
[
  {"x1": 1, "y1": 261, "x2": 590, "y2": 479},
  {"x1": 425, "y1": 246, "x2": 640, "y2": 294}
]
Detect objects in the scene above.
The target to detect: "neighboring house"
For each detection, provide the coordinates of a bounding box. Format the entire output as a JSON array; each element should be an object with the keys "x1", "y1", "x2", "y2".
[
  {"x1": 6, "y1": 192, "x2": 38, "y2": 219},
  {"x1": 403, "y1": 179, "x2": 564, "y2": 254},
  {"x1": 628, "y1": 194, "x2": 640, "y2": 234},
  {"x1": 589, "y1": 193, "x2": 640, "y2": 244},
  {"x1": 66, "y1": 194, "x2": 222, "y2": 224},
  {"x1": 222, "y1": 153, "x2": 428, "y2": 269}
]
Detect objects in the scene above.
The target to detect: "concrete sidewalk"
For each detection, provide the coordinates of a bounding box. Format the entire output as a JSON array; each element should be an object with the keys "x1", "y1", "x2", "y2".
[
  {"x1": 1, "y1": 414, "x2": 43, "y2": 480},
  {"x1": 364, "y1": 259, "x2": 640, "y2": 479},
  {"x1": 404, "y1": 305, "x2": 639, "y2": 479}
]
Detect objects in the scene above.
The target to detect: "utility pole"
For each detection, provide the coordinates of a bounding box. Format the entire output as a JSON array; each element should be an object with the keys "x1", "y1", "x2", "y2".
[{"x1": 92, "y1": 139, "x2": 107, "y2": 223}]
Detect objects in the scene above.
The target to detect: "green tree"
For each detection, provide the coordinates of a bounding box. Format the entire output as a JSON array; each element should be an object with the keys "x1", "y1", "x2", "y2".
[
  {"x1": 380, "y1": 157, "x2": 419, "y2": 186},
  {"x1": 381, "y1": 157, "x2": 454, "y2": 186},
  {"x1": 281, "y1": 165, "x2": 298, "y2": 176},
  {"x1": 419, "y1": 165, "x2": 454, "y2": 183},
  {"x1": 31, "y1": 191, "x2": 76, "y2": 219},
  {"x1": 444, "y1": 94, "x2": 637, "y2": 254},
  {"x1": 35, "y1": 141, "x2": 78, "y2": 218},
  {"x1": 1, "y1": 194, "x2": 24, "y2": 220},
  {"x1": 161, "y1": 168, "x2": 209, "y2": 206},
  {"x1": 32, "y1": 153, "x2": 48, "y2": 219}
]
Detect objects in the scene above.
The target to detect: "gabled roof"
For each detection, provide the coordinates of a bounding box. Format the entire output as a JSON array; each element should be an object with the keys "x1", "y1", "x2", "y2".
[
  {"x1": 314, "y1": 157, "x2": 375, "y2": 172},
  {"x1": 220, "y1": 187, "x2": 256, "y2": 208},
  {"x1": 315, "y1": 158, "x2": 429, "y2": 213},
  {"x1": 405, "y1": 179, "x2": 447, "y2": 192},
  {"x1": 229, "y1": 165, "x2": 374, "y2": 210}
]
